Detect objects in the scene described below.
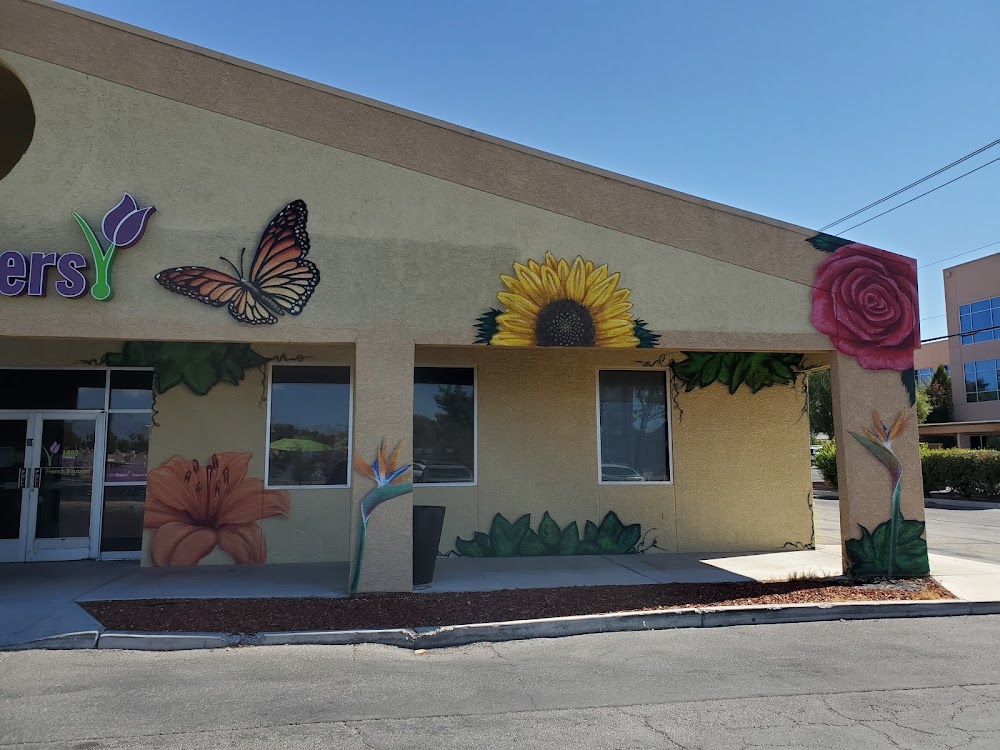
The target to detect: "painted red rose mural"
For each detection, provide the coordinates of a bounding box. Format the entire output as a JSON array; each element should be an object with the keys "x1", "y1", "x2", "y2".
[
  {"x1": 810, "y1": 242, "x2": 919, "y2": 371},
  {"x1": 808, "y1": 233, "x2": 920, "y2": 401}
]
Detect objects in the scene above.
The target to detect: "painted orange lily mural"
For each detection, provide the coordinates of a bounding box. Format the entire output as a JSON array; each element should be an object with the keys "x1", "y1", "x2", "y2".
[
  {"x1": 351, "y1": 438, "x2": 412, "y2": 593},
  {"x1": 144, "y1": 452, "x2": 289, "y2": 566}
]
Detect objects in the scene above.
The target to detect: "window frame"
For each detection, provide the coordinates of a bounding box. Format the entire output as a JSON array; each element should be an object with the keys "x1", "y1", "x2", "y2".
[
  {"x1": 412, "y1": 365, "x2": 478, "y2": 487},
  {"x1": 595, "y1": 367, "x2": 674, "y2": 486},
  {"x1": 264, "y1": 361, "x2": 354, "y2": 490}
]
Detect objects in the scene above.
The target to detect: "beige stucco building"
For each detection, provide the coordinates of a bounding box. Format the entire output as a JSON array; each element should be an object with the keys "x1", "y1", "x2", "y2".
[
  {"x1": 0, "y1": 0, "x2": 930, "y2": 589},
  {"x1": 916, "y1": 254, "x2": 1000, "y2": 448}
]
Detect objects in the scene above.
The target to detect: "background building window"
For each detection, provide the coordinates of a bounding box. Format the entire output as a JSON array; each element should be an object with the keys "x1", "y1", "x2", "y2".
[
  {"x1": 959, "y1": 298, "x2": 1000, "y2": 344},
  {"x1": 598, "y1": 370, "x2": 671, "y2": 483},
  {"x1": 267, "y1": 366, "x2": 351, "y2": 487},
  {"x1": 413, "y1": 367, "x2": 475, "y2": 484},
  {"x1": 964, "y1": 359, "x2": 1000, "y2": 402}
]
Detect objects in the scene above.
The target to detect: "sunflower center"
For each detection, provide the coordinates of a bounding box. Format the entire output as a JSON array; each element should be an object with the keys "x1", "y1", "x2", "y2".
[{"x1": 534, "y1": 299, "x2": 596, "y2": 347}]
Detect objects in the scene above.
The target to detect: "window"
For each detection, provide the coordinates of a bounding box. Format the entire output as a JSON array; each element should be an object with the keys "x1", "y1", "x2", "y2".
[
  {"x1": 959, "y1": 298, "x2": 1000, "y2": 344},
  {"x1": 101, "y1": 370, "x2": 153, "y2": 552},
  {"x1": 266, "y1": 366, "x2": 351, "y2": 488},
  {"x1": 916, "y1": 368, "x2": 934, "y2": 386},
  {"x1": 413, "y1": 367, "x2": 475, "y2": 484},
  {"x1": 964, "y1": 359, "x2": 1000, "y2": 402},
  {"x1": 970, "y1": 435, "x2": 1000, "y2": 450},
  {"x1": 598, "y1": 370, "x2": 671, "y2": 483}
]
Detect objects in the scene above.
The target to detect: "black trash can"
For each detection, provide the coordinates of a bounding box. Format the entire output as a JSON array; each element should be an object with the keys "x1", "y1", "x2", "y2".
[{"x1": 412, "y1": 505, "x2": 446, "y2": 586}]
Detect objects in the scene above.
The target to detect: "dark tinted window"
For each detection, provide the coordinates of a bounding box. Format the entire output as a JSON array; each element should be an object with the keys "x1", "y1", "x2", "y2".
[
  {"x1": 599, "y1": 370, "x2": 670, "y2": 482},
  {"x1": 0, "y1": 369, "x2": 105, "y2": 409},
  {"x1": 268, "y1": 366, "x2": 351, "y2": 487},
  {"x1": 414, "y1": 367, "x2": 475, "y2": 483},
  {"x1": 109, "y1": 370, "x2": 153, "y2": 409}
]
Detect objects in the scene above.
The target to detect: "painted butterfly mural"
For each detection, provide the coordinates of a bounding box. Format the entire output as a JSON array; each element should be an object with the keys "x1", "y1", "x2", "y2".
[{"x1": 155, "y1": 200, "x2": 320, "y2": 325}]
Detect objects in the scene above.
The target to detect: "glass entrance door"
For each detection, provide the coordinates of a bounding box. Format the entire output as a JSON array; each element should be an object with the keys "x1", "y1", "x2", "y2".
[
  {"x1": 26, "y1": 414, "x2": 102, "y2": 561},
  {"x1": 0, "y1": 418, "x2": 30, "y2": 562}
]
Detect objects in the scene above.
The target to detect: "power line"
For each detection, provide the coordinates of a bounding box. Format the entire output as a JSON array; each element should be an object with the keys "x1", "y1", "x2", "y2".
[
  {"x1": 820, "y1": 138, "x2": 1000, "y2": 232},
  {"x1": 838, "y1": 157, "x2": 1000, "y2": 234},
  {"x1": 918, "y1": 240, "x2": 1000, "y2": 270},
  {"x1": 922, "y1": 324, "x2": 999, "y2": 345}
]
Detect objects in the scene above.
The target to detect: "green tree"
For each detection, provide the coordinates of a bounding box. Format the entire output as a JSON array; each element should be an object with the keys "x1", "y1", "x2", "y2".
[
  {"x1": 915, "y1": 385, "x2": 931, "y2": 423},
  {"x1": 807, "y1": 369, "x2": 834, "y2": 439},
  {"x1": 924, "y1": 365, "x2": 953, "y2": 423}
]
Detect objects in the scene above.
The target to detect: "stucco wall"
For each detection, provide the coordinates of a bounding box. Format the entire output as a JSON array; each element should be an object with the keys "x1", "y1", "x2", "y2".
[
  {"x1": 0, "y1": 51, "x2": 823, "y2": 352},
  {"x1": 415, "y1": 346, "x2": 813, "y2": 556}
]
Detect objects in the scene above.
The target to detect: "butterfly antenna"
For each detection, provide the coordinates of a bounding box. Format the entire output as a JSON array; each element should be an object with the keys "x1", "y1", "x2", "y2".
[
  {"x1": 220, "y1": 255, "x2": 242, "y2": 279},
  {"x1": 240, "y1": 247, "x2": 246, "y2": 277}
]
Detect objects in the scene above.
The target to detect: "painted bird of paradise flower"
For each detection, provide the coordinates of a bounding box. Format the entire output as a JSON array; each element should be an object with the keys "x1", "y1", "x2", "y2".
[
  {"x1": 475, "y1": 253, "x2": 659, "y2": 348},
  {"x1": 846, "y1": 410, "x2": 929, "y2": 578},
  {"x1": 144, "y1": 452, "x2": 290, "y2": 566},
  {"x1": 351, "y1": 438, "x2": 413, "y2": 593}
]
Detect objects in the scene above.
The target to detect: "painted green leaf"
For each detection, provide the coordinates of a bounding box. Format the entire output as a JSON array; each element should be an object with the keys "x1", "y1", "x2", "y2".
[
  {"x1": 538, "y1": 511, "x2": 561, "y2": 550},
  {"x1": 806, "y1": 233, "x2": 853, "y2": 253},
  {"x1": 633, "y1": 319, "x2": 661, "y2": 349},
  {"x1": 181, "y1": 359, "x2": 217, "y2": 396},
  {"x1": 671, "y1": 352, "x2": 804, "y2": 395},
  {"x1": 474, "y1": 308, "x2": 502, "y2": 345},
  {"x1": 901, "y1": 368, "x2": 916, "y2": 407},
  {"x1": 518, "y1": 529, "x2": 549, "y2": 556},
  {"x1": 845, "y1": 514, "x2": 929, "y2": 578},
  {"x1": 616, "y1": 524, "x2": 642, "y2": 553},
  {"x1": 455, "y1": 511, "x2": 643, "y2": 557},
  {"x1": 559, "y1": 521, "x2": 579, "y2": 555}
]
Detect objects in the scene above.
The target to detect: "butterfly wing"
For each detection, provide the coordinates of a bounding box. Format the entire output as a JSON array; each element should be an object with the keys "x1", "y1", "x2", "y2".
[
  {"x1": 228, "y1": 287, "x2": 278, "y2": 325},
  {"x1": 246, "y1": 199, "x2": 320, "y2": 316},
  {"x1": 154, "y1": 267, "x2": 243, "y2": 307}
]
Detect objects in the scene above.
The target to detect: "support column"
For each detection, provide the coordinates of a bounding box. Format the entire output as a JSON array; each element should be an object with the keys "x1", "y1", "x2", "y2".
[
  {"x1": 349, "y1": 334, "x2": 415, "y2": 593},
  {"x1": 831, "y1": 352, "x2": 929, "y2": 577}
]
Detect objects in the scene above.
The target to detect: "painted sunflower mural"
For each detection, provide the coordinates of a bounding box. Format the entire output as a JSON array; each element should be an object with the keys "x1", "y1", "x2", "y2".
[{"x1": 475, "y1": 253, "x2": 659, "y2": 348}]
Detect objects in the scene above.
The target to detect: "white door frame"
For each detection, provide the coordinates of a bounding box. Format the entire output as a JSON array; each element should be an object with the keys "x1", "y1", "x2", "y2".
[
  {"x1": 0, "y1": 414, "x2": 31, "y2": 563},
  {"x1": 0, "y1": 409, "x2": 106, "y2": 562}
]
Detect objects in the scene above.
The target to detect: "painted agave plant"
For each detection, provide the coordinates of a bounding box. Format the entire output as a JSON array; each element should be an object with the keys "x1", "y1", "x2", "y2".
[
  {"x1": 351, "y1": 439, "x2": 413, "y2": 593},
  {"x1": 846, "y1": 410, "x2": 929, "y2": 578}
]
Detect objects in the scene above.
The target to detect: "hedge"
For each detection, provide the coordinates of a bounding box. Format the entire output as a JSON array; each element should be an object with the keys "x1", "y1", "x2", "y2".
[{"x1": 814, "y1": 442, "x2": 1000, "y2": 498}]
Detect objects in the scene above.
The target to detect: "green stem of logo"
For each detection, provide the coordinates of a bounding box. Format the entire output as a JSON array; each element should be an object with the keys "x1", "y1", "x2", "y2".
[{"x1": 71, "y1": 212, "x2": 117, "y2": 301}]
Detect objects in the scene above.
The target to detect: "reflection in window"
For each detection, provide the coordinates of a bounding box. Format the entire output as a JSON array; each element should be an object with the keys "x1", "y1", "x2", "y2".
[
  {"x1": 105, "y1": 413, "x2": 151, "y2": 482},
  {"x1": 959, "y1": 298, "x2": 1000, "y2": 344},
  {"x1": 413, "y1": 367, "x2": 475, "y2": 484},
  {"x1": 101, "y1": 369, "x2": 153, "y2": 553},
  {"x1": 965, "y1": 360, "x2": 1000, "y2": 402},
  {"x1": 598, "y1": 370, "x2": 670, "y2": 482},
  {"x1": 267, "y1": 366, "x2": 351, "y2": 487}
]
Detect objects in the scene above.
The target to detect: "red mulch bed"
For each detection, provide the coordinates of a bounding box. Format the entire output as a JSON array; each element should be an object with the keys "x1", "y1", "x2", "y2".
[{"x1": 81, "y1": 578, "x2": 952, "y2": 634}]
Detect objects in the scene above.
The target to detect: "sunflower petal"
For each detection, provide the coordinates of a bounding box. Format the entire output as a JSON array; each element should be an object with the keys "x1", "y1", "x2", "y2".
[
  {"x1": 512, "y1": 263, "x2": 550, "y2": 305},
  {"x1": 497, "y1": 291, "x2": 541, "y2": 316},
  {"x1": 491, "y1": 331, "x2": 534, "y2": 346},
  {"x1": 566, "y1": 257, "x2": 586, "y2": 302},
  {"x1": 539, "y1": 266, "x2": 563, "y2": 299}
]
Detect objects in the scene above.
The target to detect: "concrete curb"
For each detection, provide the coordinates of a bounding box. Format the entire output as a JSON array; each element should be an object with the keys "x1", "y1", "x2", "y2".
[
  {"x1": 0, "y1": 630, "x2": 100, "y2": 651},
  {"x1": 79, "y1": 599, "x2": 1000, "y2": 652},
  {"x1": 97, "y1": 631, "x2": 237, "y2": 650}
]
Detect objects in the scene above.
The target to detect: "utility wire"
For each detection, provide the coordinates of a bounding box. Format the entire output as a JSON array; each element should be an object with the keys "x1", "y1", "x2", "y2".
[
  {"x1": 838, "y1": 158, "x2": 1000, "y2": 234},
  {"x1": 820, "y1": 139, "x2": 1000, "y2": 232},
  {"x1": 918, "y1": 240, "x2": 1000, "y2": 270},
  {"x1": 922, "y1": 324, "x2": 999, "y2": 344}
]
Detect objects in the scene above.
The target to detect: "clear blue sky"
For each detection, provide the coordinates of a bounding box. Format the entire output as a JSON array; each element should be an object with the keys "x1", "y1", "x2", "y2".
[{"x1": 63, "y1": 0, "x2": 999, "y2": 341}]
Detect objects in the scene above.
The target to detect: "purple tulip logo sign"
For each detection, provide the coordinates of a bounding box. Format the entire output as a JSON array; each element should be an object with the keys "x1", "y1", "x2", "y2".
[{"x1": 71, "y1": 193, "x2": 155, "y2": 300}]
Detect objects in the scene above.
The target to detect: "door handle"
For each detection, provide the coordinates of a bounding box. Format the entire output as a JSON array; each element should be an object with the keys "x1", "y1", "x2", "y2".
[
  {"x1": 18, "y1": 467, "x2": 26, "y2": 489},
  {"x1": 32, "y1": 468, "x2": 40, "y2": 489}
]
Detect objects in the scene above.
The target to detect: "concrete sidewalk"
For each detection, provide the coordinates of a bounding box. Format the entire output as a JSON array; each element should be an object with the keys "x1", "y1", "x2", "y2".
[{"x1": 3, "y1": 545, "x2": 1000, "y2": 650}]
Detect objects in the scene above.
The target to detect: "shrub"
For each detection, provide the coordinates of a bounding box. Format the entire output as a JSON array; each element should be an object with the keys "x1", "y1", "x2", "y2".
[
  {"x1": 814, "y1": 441, "x2": 838, "y2": 488},
  {"x1": 815, "y1": 442, "x2": 1000, "y2": 498}
]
